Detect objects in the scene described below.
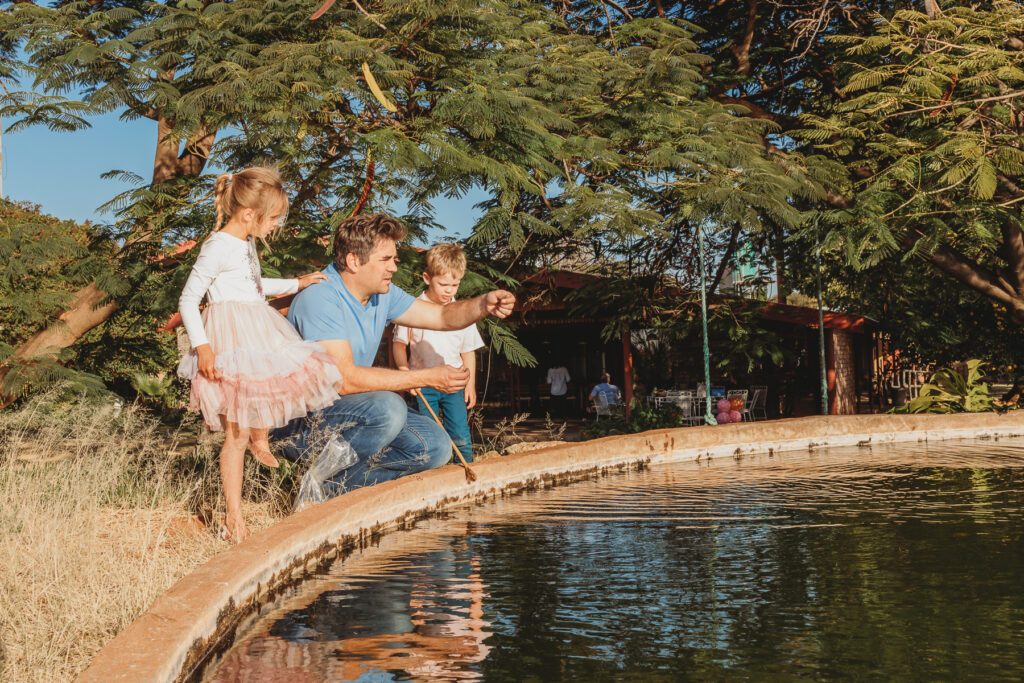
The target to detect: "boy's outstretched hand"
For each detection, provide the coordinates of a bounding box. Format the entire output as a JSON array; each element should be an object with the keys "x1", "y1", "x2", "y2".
[{"x1": 483, "y1": 290, "x2": 515, "y2": 319}]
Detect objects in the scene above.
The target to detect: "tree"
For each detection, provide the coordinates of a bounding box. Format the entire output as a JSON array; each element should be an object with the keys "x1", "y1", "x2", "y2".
[
  {"x1": 799, "y1": 2, "x2": 1024, "y2": 324},
  {"x1": 466, "y1": 0, "x2": 836, "y2": 348},
  {"x1": 1, "y1": 0, "x2": 802, "y2": 403}
]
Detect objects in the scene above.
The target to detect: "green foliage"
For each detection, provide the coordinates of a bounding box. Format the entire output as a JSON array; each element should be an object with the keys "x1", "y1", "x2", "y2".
[
  {"x1": 1, "y1": 0, "x2": 808, "y2": 398},
  {"x1": 893, "y1": 360, "x2": 996, "y2": 414},
  {"x1": 580, "y1": 404, "x2": 687, "y2": 440},
  {"x1": 0, "y1": 200, "x2": 99, "y2": 342},
  {"x1": 129, "y1": 371, "x2": 177, "y2": 410},
  {"x1": 785, "y1": 233, "x2": 1024, "y2": 371},
  {"x1": 569, "y1": 274, "x2": 791, "y2": 385},
  {"x1": 0, "y1": 200, "x2": 117, "y2": 399},
  {"x1": 797, "y1": 2, "x2": 1024, "y2": 323},
  {"x1": 8, "y1": 0, "x2": 962, "y2": 410}
]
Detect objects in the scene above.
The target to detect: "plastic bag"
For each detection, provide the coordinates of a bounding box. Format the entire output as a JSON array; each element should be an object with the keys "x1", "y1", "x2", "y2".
[{"x1": 294, "y1": 434, "x2": 358, "y2": 511}]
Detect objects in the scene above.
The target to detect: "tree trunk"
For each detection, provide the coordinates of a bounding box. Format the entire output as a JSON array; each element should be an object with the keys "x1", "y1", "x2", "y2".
[
  {"x1": 153, "y1": 115, "x2": 216, "y2": 184},
  {"x1": 0, "y1": 283, "x2": 118, "y2": 406}
]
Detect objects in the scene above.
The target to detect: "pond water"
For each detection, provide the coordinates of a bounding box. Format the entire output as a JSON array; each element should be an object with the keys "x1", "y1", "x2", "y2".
[{"x1": 206, "y1": 440, "x2": 1024, "y2": 681}]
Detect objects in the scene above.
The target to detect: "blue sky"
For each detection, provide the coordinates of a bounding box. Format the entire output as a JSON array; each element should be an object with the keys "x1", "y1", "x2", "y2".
[{"x1": 1, "y1": 110, "x2": 482, "y2": 245}]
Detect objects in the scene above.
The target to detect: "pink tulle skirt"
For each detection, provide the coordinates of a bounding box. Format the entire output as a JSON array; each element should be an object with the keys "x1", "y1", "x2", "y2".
[{"x1": 176, "y1": 301, "x2": 342, "y2": 431}]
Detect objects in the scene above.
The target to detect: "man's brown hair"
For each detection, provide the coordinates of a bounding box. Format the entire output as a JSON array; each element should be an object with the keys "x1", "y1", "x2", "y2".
[
  {"x1": 424, "y1": 242, "x2": 467, "y2": 278},
  {"x1": 333, "y1": 213, "x2": 408, "y2": 270}
]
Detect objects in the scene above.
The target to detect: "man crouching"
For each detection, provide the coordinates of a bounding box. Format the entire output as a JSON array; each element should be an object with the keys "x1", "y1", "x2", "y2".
[{"x1": 269, "y1": 213, "x2": 514, "y2": 496}]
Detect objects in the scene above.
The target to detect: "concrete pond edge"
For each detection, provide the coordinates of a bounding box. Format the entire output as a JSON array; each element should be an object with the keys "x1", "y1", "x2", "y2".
[{"x1": 79, "y1": 411, "x2": 1024, "y2": 682}]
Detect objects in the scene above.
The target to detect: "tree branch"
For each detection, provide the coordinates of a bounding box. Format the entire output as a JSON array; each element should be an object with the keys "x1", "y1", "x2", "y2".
[
  {"x1": 601, "y1": 0, "x2": 632, "y2": 21},
  {"x1": 714, "y1": 95, "x2": 796, "y2": 126},
  {"x1": 925, "y1": 238, "x2": 1024, "y2": 322},
  {"x1": 882, "y1": 90, "x2": 1024, "y2": 121},
  {"x1": 729, "y1": 0, "x2": 758, "y2": 76},
  {"x1": 177, "y1": 124, "x2": 215, "y2": 177}
]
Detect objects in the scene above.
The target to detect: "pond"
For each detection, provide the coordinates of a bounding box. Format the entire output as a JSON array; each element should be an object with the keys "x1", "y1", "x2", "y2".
[{"x1": 205, "y1": 440, "x2": 1024, "y2": 681}]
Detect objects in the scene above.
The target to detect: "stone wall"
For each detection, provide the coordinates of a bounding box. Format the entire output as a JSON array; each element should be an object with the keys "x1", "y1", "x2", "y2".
[{"x1": 84, "y1": 412, "x2": 1024, "y2": 682}]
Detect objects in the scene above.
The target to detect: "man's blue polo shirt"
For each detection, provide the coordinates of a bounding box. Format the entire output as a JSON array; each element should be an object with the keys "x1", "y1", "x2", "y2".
[{"x1": 287, "y1": 263, "x2": 416, "y2": 367}]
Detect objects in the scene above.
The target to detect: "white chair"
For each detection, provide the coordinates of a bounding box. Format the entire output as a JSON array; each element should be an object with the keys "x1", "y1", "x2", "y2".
[
  {"x1": 662, "y1": 390, "x2": 690, "y2": 423},
  {"x1": 593, "y1": 392, "x2": 613, "y2": 420},
  {"x1": 678, "y1": 393, "x2": 704, "y2": 426},
  {"x1": 742, "y1": 385, "x2": 768, "y2": 421},
  {"x1": 727, "y1": 389, "x2": 748, "y2": 402},
  {"x1": 665, "y1": 389, "x2": 689, "y2": 404}
]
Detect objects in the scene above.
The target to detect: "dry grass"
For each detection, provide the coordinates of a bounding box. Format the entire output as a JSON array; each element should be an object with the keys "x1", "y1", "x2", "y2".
[{"x1": 0, "y1": 392, "x2": 293, "y2": 682}]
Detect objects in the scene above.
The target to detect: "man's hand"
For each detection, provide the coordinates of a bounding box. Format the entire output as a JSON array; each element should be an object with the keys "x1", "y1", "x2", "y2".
[
  {"x1": 465, "y1": 384, "x2": 477, "y2": 409},
  {"x1": 482, "y1": 290, "x2": 515, "y2": 319},
  {"x1": 425, "y1": 365, "x2": 471, "y2": 393},
  {"x1": 196, "y1": 344, "x2": 221, "y2": 380}
]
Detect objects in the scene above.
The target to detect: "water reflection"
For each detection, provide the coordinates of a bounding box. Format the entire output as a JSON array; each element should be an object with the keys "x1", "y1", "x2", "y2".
[
  {"x1": 208, "y1": 441, "x2": 1024, "y2": 681},
  {"x1": 209, "y1": 538, "x2": 491, "y2": 681}
]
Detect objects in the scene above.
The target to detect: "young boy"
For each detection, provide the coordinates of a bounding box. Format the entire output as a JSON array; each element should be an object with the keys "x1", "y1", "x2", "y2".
[{"x1": 392, "y1": 243, "x2": 484, "y2": 462}]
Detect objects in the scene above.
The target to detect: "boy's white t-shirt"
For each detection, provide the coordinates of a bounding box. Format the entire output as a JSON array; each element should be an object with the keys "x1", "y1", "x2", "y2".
[{"x1": 392, "y1": 293, "x2": 485, "y2": 369}]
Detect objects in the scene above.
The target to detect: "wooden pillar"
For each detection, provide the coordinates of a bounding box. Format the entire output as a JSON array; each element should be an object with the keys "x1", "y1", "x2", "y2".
[
  {"x1": 512, "y1": 364, "x2": 520, "y2": 413},
  {"x1": 826, "y1": 329, "x2": 838, "y2": 415},
  {"x1": 621, "y1": 328, "x2": 634, "y2": 419}
]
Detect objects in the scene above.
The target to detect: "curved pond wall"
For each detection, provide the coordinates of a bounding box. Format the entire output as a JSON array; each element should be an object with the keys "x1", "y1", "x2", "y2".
[{"x1": 79, "y1": 412, "x2": 1024, "y2": 682}]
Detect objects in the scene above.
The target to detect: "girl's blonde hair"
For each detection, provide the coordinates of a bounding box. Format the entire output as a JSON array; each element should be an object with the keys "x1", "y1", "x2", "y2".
[{"x1": 213, "y1": 166, "x2": 289, "y2": 232}]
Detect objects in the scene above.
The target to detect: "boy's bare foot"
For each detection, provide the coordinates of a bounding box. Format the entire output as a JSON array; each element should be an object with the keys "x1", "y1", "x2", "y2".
[{"x1": 248, "y1": 432, "x2": 279, "y2": 468}]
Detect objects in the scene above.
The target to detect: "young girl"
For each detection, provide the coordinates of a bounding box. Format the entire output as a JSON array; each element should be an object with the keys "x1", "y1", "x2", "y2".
[{"x1": 177, "y1": 166, "x2": 341, "y2": 543}]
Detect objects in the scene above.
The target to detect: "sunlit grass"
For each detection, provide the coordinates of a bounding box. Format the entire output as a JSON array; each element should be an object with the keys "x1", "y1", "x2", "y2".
[{"x1": 0, "y1": 391, "x2": 293, "y2": 681}]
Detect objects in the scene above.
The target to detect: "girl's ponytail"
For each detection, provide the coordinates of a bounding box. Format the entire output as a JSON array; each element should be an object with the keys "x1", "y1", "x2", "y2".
[{"x1": 213, "y1": 172, "x2": 233, "y2": 231}]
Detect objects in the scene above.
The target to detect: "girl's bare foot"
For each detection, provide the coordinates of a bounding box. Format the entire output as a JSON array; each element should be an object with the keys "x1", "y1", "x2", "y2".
[
  {"x1": 248, "y1": 431, "x2": 279, "y2": 468},
  {"x1": 222, "y1": 511, "x2": 250, "y2": 544}
]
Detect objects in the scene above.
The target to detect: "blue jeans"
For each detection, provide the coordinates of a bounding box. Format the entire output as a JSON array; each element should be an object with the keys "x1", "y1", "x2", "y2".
[
  {"x1": 268, "y1": 391, "x2": 452, "y2": 498},
  {"x1": 416, "y1": 387, "x2": 473, "y2": 463}
]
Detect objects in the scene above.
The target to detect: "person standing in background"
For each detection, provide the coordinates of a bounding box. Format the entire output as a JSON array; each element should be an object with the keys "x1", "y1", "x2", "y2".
[{"x1": 546, "y1": 361, "x2": 571, "y2": 419}]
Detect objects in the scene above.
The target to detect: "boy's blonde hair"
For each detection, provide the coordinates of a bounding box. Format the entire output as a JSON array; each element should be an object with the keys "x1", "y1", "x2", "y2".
[
  {"x1": 424, "y1": 243, "x2": 467, "y2": 278},
  {"x1": 213, "y1": 166, "x2": 289, "y2": 232}
]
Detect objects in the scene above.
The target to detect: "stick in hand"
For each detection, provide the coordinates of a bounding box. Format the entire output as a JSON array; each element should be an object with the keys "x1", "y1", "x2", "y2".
[{"x1": 411, "y1": 389, "x2": 477, "y2": 483}]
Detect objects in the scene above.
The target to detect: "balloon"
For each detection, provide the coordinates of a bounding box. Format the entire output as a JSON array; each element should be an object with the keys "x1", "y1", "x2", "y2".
[
  {"x1": 716, "y1": 398, "x2": 731, "y2": 413},
  {"x1": 730, "y1": 397, "x2": 744, "y2": 411},
  {"x1": 716, "y1": 411, "x2": 729, "y2": 424},
  {"x1": 729, "y1": 410, "x2": 742, "y2": 423}
]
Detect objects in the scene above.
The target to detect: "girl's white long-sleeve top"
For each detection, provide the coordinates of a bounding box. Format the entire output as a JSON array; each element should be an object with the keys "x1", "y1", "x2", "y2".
[{"x1": 178, "y1": 232, "x2": 298, "y2": 349}]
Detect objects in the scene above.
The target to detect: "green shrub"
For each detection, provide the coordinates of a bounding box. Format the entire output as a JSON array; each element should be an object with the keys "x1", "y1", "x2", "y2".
[
  {"x1": 893, "y1": 360, "x2": 996, "y2": 414},
  {"x1": 581, "y1": 404, "x2": 690, "y2": 439}
]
